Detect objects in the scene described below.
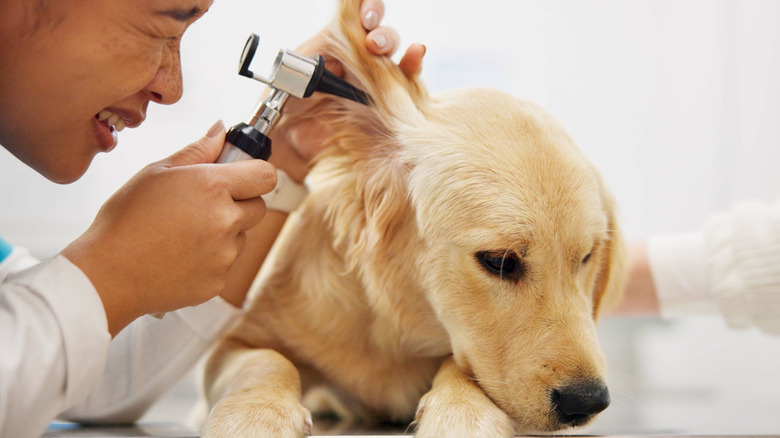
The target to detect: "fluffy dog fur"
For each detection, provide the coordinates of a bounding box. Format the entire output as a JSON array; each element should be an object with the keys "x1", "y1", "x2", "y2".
[{"x1": 201, "y1": 1, "x2": 627, "y2": 436}]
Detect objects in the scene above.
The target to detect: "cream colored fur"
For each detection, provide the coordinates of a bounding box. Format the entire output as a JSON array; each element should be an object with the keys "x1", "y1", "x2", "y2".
[{"x1": 201, "y1": 0, "x2": 627, "y2": 436}]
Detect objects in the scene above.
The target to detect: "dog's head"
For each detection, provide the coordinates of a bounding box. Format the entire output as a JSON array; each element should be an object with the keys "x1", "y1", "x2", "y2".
[{"x1": 293, "y1": 0, "x2": 627, "y2": 431}]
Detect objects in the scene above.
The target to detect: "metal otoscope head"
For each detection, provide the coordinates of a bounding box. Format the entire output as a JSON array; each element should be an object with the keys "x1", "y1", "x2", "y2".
[
  {"x1": 216, "y1": 34, "x2": 371, "y2": 164},
  {"x1": 238, "y1": 33, "x2": 371, "y2": 105}
]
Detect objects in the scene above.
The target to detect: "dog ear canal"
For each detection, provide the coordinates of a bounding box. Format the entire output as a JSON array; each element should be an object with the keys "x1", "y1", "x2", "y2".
[{"x1": 476, "y1": 251, "x2": 525, "y2": 282}]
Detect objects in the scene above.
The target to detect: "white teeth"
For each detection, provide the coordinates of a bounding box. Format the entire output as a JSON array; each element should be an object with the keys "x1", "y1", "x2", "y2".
[{"x1": 97, "y1": 109, "x2": 129, "y2": 132}]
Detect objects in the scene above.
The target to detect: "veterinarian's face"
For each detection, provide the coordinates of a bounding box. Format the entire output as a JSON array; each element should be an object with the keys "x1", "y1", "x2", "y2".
[
  {"x1": 0, "y1": 0, "x2": 212, "y2": 183},
  {"x1": 410, "y1": 93, "x2": 619, "y2": 431}
]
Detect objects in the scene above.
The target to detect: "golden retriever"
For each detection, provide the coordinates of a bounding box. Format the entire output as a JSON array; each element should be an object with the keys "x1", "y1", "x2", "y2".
[{"x1": 201, "y1": 0, "x2": 627, "y2": 436}]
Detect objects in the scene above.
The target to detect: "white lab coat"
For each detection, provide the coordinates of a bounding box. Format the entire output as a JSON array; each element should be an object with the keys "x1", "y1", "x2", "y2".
[
  {"x1": 0, "y1": 243, "x2": 241, "y2": 438},
  {"x1": 649, "y1": 199, "x2": 780, "y2": 335}
]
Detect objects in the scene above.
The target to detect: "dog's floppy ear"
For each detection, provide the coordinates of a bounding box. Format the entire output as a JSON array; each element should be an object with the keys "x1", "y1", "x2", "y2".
[{"x1": 592, "y1": 184, "x2": 628, "y2": 320}]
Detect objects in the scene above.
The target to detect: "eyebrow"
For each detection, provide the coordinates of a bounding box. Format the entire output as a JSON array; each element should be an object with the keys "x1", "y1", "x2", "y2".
[{"x1": 158, "y1": 7, "x2": 204, "y2": 22}]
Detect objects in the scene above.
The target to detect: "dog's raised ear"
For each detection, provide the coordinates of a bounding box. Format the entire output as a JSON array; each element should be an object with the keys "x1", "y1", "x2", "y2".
[
  {"x1": 274, "y1": 0, "x2": 429, "y2": 148},
  {"x1": 327, "y1": 0, "x2": 429, "y2": 115},
  {"x1": 278, "y1": 0, "x2": 429, "y2": 133},
  {"x1": 280, "y1": 0, "x2": 429, "y2": 269},
  {"x1": 592, "y1": 184, "x2": 628, "y2": 320}
]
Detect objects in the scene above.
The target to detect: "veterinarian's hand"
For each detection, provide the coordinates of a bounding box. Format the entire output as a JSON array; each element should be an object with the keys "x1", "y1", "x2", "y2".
[
  {"x1": 604, "y1": 241, "x2": 660, "y2": 316},
  {"x1": 360, "y1": 0, "x2": 426, "y2": 78},
  {"x1": 268, "y1": 0, "x2": 426, "y2": 183},
  {"x1": 62, "y1": 121, "x2": 276, "y2": 336}
]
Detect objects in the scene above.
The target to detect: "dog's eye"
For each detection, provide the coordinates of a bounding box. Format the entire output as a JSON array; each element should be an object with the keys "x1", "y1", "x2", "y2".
[
  {"x1": 476, "y1": 251, "x2": 523, "y2": 281},
  {"x1": 582, "y1": 252, "x2": 592, "y2": 264}
]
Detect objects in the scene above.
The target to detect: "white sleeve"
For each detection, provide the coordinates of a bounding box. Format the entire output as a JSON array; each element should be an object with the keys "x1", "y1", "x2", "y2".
[
  {"x1": 648, "y1": 199, "x2": 780, "y2": 336},
  {"x1": 0, "y1": 255, "x2": 111, "y2": 438},
  {"x1": 0, "y1": 245, "x2": 40, "y2": 281},
  {"x1": 647, "y1": 231, "x2": 714, "y2": 317},
  {"x1": 703, "y1": 199, "x2": 780, "y2": 335},
  {"x1": 60, "y1": 296, "x2": 243, "y2": 424}
]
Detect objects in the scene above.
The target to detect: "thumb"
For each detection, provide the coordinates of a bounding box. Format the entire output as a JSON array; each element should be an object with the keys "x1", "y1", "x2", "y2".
[{"x1": 164, "y1": 120, "x2": 226, "y2": 167}]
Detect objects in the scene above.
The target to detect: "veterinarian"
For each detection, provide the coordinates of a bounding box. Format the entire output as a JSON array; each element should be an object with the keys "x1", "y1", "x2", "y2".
[
  {"x1": 0, "y1": 1, "x2": 424, "y2": 436},
  {"x1": 612, "y1": 200, "x2": 780, "y2": 336}
]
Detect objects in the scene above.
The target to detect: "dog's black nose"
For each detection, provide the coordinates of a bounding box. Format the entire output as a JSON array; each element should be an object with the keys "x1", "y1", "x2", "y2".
[{"x1": 551, "y1": 380, "x2": 610, "y2": 425}]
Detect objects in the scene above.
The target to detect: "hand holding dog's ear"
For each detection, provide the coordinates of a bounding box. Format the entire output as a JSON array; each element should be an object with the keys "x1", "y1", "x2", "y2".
[
  {"x1": 267, "y1": 0, "x2": 426, "y2": 183},
  {"x1": 360, "y1": 0, "x2": 425, "y2": 77}
]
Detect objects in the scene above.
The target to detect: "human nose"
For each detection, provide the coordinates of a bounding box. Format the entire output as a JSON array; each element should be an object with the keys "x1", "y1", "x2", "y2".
[{"x1": 146, "y1": 39, "x2": 184, "y2": 105}]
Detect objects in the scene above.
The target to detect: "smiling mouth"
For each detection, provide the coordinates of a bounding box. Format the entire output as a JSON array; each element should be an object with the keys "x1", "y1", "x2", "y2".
[{"x1": 96, "y1": 109, "x2": 126, "y2": 133}]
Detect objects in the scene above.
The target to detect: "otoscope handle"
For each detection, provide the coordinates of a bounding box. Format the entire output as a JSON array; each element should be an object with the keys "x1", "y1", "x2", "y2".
[{"x1": 216, "y1": 123, "x2": 272, "y2": 163}]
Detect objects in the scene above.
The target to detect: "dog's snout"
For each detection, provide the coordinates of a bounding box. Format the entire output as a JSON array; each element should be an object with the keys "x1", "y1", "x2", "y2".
[{"x1": 551, "y1": 380, "x2": 610, "y2": 425}]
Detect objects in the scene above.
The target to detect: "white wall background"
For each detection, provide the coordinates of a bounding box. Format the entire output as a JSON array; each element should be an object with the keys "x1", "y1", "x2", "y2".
[{"x1": 2, "y1": 1, "x2": 780, "y2": 432}]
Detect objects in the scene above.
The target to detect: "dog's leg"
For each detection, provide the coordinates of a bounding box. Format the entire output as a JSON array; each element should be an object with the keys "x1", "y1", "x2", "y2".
[
  {"x1": 414, "y1": 357, "x2": 514, "y2": 438},
  {"x1": 202, "y1": 338, "x2": 312, "y2": 438}
]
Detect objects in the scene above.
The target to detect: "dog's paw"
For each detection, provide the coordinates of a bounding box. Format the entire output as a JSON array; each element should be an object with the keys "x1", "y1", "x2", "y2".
[
  {"x1": 202, "y1": 395, "x2": 313, "y2": 438},
  {"x1": 413, "y1": 390, "x2": 514, "y2": 438}
]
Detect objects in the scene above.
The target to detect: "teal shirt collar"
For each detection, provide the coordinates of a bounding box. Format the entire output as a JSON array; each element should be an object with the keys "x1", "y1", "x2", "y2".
[{"x1": 0, "y1": 237, "x2": 13, "y2": 263}]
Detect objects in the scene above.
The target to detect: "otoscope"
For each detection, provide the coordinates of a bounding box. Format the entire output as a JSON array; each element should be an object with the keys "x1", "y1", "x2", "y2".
[
  {"x1": 151, "y1": 36, "x2": 370, "y2": 320},
  {"x1": 216, "y1": 34, "x2": 371, "y2": 164}
]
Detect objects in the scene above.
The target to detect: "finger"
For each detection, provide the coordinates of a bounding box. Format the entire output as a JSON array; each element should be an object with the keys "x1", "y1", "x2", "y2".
[
  {"x1": 234, "y1": 230, "x2": 247, "y2": 259},
  {"x1": 366, "y1": 27, "x2": 400, "y2": 56},
  {"x1": 164, "y1": 120, "x2": 226, "y2": 168},
  {"x1": 218, "y1": 159, "x2": 278, "y2": 201},
  {"x1": 286, "y1": 120, "x2": 334, "y2": 162},
  {"x1": 323, "y1": 57, "x2": 345, "y2": 78},
  {"x1": 233, "y1": 197, "x2": 266, "y2": 233},
  {"x1": 360, "y1": 0, "x2": 385, "y2": 31},
  {"x1": 399, "y1": 43, "x2": 426, "y2": 78}
]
